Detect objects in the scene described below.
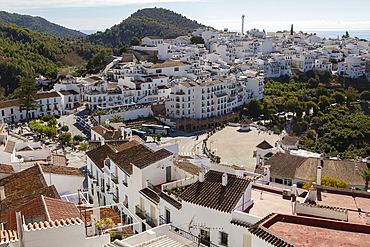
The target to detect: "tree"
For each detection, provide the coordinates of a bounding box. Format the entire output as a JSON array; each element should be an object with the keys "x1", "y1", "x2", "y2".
[
  {"x1": 130, "y1": 37, "x2": 140, "y2": 46},
  {"x1": 357, "y1": 168, "x2": 370, "y2": 191},
  {"x1": 360, "y1": 90, "x2": 370, "y2": 101},
  {"x1": 109, "y1": 115, "x2": 125, "y2": 123},
  {"x1": 316, "y1": 87, "x2": 328, "y2": 97},
  {"x1": 290, "y1": 24, "x2": 293, "y2": 35},
  {"x1": 119, "y1": 46, "x2": 127, "y2": 54},
  {"x1": 190, "y1": 35, "x2": 205, "y2": 45},
  {"x1": 45, "y1": 68, "x2": 59, "y2": 80},
  {"x1": 61, "y1": 125, "x2": 69, "y2": 132},
  {"x1": 74, "y1": 135, "x2": 84, "y2": 142},
  {"x1": 16, "y1": 78, "x2": 39, "y2": 122},
  {"x1": 331, "y1": 91, "x2": 345, "y2": 104},
  {"x1": 308, "y1": 77, "x2": 319, "y2": 88},
  {"x1": 96, "y1": 111, "x2": 104, "y2": 124},
  {"x1": 59, "y1": 132, "x2": 72, "y2": 146},
  {"x1": 318, "y1": 95, "x2": 332, "y2": 110},
  {"x1": 306, "y1": 101, "x2": 318, "y2": 115},
  {"x1": 345, "y1": 86, "x2": 358, "y2": 103},
  {"x1": 319, "y1": 70, "x2": 331, "y2": 83},
  {"x1": 248, "y1": 99, "x2": 262, "y2": 117}
]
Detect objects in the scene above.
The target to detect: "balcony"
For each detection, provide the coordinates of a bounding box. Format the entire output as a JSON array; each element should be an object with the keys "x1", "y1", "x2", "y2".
[
  {"x1": 87, "y1": 170, "x2": 95, "y2": 179},
  {"x1": 113, "y1": 194, "x2": 119, "y2": 203},
  {"x1": 111, "y1": 174, "x2": 118, "y2": 184},
  {"x1": 101, "y1": 183, "x2": 105, "y2": 192},
  {"x1": 106, "y1": 184, "x2": 110, "y2": 191},
  {"x1": 135, "y1": 205, "x2": 146, "y2": 220},
  {"x1": 145, "y1": 213, "x2": 157, "y2": 228},
  {"x1": 122, "y1": 180, "x2": 128, "y2": 187}
]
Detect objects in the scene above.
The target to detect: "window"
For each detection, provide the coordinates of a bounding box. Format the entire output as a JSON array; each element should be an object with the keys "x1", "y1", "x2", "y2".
[
  {"x1": 10, "y1": 108, "x2": 13, "y2": 114},
  {"x1": 54, "y1": 98, "x2": 56, "y2": 102},
  {"x1": 1, "y1": 110, "x2": 4, "y2": 116},
  {"x1": 219, "y1": 232, "x2": 228, "y2": 246},
  {"x1": 156, "y1": 69, "x2": 162, "y2": 73},
  {"x1": 174, "y1": 67, "x2": 179, "y2": 72}
]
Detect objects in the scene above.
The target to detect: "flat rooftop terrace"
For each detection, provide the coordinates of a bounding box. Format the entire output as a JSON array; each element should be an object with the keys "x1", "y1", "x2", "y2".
[{"x1": 262, "y1": 214, "x2": 370, "y2": 247}]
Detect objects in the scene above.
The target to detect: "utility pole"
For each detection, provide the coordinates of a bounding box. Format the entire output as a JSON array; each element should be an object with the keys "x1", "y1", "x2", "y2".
[{"x1": 241, "y1": 14, "x2": 245, "y2": 34}]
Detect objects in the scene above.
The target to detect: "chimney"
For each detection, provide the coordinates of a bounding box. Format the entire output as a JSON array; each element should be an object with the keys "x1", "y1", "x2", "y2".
[
  {"x1": 222, "y1": 173, "x2": 228, "y2": 186},
  {"x1": 320, "y1": 154, "x2": 324, "y2": 167},
  {"x1": 16, "y1": 211, "x2": 25, "y2": 247},
  {"x1": 316, "y1": 166, "x2": 322, "y2": 186},
  {"x1": 199, "y1": 169, "x2": 204, "y2": 182},
  {"x1": 0, "y1": 186, "x2": 5, "y2": 201},
  {"x1": 101, "y1": 138, "x2": 105, "y2": 146},
  {"x1": 92, "y1": 182, "x2": 100, "y2": 221},
  {"x1": 263, "y1": 165, "x2": 270, "y2": 185}
]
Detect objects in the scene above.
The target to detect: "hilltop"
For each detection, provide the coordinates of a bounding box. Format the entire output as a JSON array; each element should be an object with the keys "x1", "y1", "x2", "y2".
[
  {"x1": 0, "y1": 11, "x2": 86, "y2": 38},
  {"x1": 87, "y1": 7, "x2": 206, "y2": 50}
]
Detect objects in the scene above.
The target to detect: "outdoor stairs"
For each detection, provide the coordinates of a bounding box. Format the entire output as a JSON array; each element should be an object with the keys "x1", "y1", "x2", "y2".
[{"x1": 104, "y1": 235, "x2": 200, "y2": 247}]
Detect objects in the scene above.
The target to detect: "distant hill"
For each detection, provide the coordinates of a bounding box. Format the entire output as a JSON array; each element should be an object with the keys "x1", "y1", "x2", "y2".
[
  {"x1": 0, "y1": 11, "x2": 86, "y2": 38},
  {"x1": 86, "y1": 7, "x2": 206, "y2": 50},
  {"x1": 0, "y1": 23, "x2": 107, "y2": 96}
]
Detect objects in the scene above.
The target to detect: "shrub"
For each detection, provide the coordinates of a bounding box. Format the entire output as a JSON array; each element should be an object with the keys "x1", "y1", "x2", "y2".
[
  {"x1": 59, "y1": 132, "x2": 72, "y2": 145},
  {"x1": 79, "y1": 142, "x2": 88, "y2": 151},
  {"x1": 61, "y1": 125, "x2": 69, "y2": 132},
  {"x1": 74, "y1": 135, "x2": 84, "y2": 142}
]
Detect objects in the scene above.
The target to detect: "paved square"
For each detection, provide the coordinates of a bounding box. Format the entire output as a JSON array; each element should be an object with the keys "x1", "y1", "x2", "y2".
[{"x1": 207, "y1": 126, "x2": 279, "y2": 172}]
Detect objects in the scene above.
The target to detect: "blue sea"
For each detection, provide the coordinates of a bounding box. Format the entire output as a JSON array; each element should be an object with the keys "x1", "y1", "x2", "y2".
[{"x1": 301, "y1": 30, "x2": 370, "y2": 40}]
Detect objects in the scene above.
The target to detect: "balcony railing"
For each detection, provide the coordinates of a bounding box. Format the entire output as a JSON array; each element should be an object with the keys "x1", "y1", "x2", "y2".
[
  {"x1": 169, "y1": 225, "x2": 219, "y2": 247},
  {"x1": 111, "y1": 174, "x2": 118, "y2": 184},
  {"x1": 135, "y1": 205, "x2": 146, "y2": 220},
  {"x1": 122, "y1": 180, "x2": 128, "y2": 187},
  {"x1": 106, "y1": 184, "x2": 110, "y2": 191},
  {"x1": 145, "y1": 213, "x2": 157, "y2": 228},
  {"x1": 159, "y1": 215, "x2": 171, "y2": 225},
  {"x1": 101, "y1": 184, "x2": 105, "y2": 192},
  {"x1": 113, "y1": 194, "x2": 119, "y2": 203},
  {"x1": 87, "y1": 169, "x2": 95, "y2": 179}
]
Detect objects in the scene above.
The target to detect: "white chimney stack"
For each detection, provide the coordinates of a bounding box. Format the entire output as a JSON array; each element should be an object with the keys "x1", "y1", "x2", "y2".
[
  {"x1": 0, "y1": 186, "x2": 5, "y2": 201},
  {"x1": 16, "y1": 211, "x2": 25, "y2": 247},
  {"x1": 199, "y1": 169, "x2": 204, "y2": 182},
  {"x1": 101, "y1": 138, "x2": 105, "y2": 146},
  {"x1": 316, "y1": 166, "x2": 322, "y2": 186},
  {"x1": 92, "y1": 182, "x2": 100, "y2": 221},
  {"x1": 222, "y1": 173, "x2": 228, "y2": 186}
]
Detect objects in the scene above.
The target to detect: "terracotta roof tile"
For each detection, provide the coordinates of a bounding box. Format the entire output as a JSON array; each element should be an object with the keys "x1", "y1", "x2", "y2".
[
  {"x1": 180, "y1": 170, "x2": 251, "y2": 213},
  {"x1": 39, "y1": 164, "x2": 84, "y2": 177},
  {"x1": 91, "y1": 126, "x2": 108, "y2": 137},
  {"x1": 256, "y1": 140, "x2": 273, "y2": 149},
  {"x1": 159, "y1": 192, "x2": 182, "y2": 210},
  {"x1": 115, "y1": 141, "x2": 140, "y2": 152},
  {"x1": 0, "y1": 164, "x2": 15, "y2": 174},
  {"x1": 0, "y1": 99, "x2": 20, "y2": 109},
  {"x1": 0, "y1": 230, "x2": 17, "y2": 243},
  {"x1": 86, "y1": 144, "x2": 116, "y2": 171},
  {"x1": 131, "y1": 148, "x2": 173, "y2": 170},
  {"x1": 140, "y1": 187, "x2": 160, "y2": 204},
  {"x1": 174, "y1": 161, "x2": 200, "y2": 175},
  {"x1": 281, "y1": 136, "x2": 299, "y2": 146}
]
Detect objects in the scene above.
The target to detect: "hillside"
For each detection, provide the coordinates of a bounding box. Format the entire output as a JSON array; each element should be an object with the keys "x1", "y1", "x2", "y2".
[
  {"x1": 0, "y1": 23, "x2": 107, "y2": 96},
  {"x1": 87, "y1": 7, "x2": 206, "y2": 51},
  {"x1": 0, "y1": 11, "x2": 86, "y2": 38}
]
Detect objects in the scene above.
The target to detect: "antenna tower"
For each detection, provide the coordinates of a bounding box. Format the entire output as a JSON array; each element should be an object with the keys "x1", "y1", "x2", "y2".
[{"x1": 241, "y1": 14, "x2": 245, "y2": 34}]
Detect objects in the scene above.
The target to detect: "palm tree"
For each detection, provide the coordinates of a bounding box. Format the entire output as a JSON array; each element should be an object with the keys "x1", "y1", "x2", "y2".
[
  {"x1": 357, "y1": 168, "x2": 370, "y2": 191},
  {"x1": 95, "y1": 111, "x2": 104, "y2": 124},
  {"x1": 109, "y1": 115, "x2": 125, "y2": 123}
]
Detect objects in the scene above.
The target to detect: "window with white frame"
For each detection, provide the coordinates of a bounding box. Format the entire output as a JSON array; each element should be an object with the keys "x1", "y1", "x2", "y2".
[{"x1": 219, "y1": 231, "x2": 228, "y2": 246}]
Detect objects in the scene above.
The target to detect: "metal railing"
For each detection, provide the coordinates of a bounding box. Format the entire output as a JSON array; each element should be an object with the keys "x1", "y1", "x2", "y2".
[
  {"x1": 113, "y1": 194, "x2": 119, "y2": 203},
  {"x1": 145, "y1": 213, "x2": 157, "y2": 228},
  {"x1": 122, "y1": 180, "x2": 128, "y2": 187},
  {"x1": 111, "y1": 174, "x2": 118, "y2": 184},
  {"x1": 135, "y1": 205, "x2": 146, "y2": 220},
  {"x1": 159, "y1": 215, "x2": 170, "y2": 225},
  {"x1": 169, "y1": 225, "x2": 219, "y2": 247}
]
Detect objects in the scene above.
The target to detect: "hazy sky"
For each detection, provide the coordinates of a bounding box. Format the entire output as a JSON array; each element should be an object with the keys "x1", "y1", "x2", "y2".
[{"x1": 2, "y1": 0, "x2": 370, "y2": 33}]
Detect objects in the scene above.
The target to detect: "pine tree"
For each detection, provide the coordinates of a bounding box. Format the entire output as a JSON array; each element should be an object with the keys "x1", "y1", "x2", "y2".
[{"x1": 16, "y1": 78, "x2": 39, "y2": 122}]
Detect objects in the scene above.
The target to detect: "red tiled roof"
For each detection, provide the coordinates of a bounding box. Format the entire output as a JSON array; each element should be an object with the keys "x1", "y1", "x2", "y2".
[
  {"x1": 0, "y1": 165, "x2": 60, "y2": 224},
  {"x1": 0, "y1": 164, "x2": 15, "y2": 174},
  {"x1": 39, "y1": 164, "x2": 84, "y2": 177},
  {"x1": 0, "y1": 99, "x2": 20, "y2": 109},
  {"x1": 0, "y1": 230, "x2": 17, "y2": 243},
  {"x1": 90, "y1": 126, "x2": 108, "y2": 137},
  {"x1": 25, "y1": 218, "x2": 83, "y2": 231},
  {"x1": 256, "y1": 140, "x2": 273, "y2": 149}
]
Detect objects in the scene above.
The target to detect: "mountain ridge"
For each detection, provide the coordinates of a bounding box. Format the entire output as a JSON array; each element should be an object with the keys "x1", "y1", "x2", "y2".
[{"x1": 0, "y1": 11, "x2": 86, "y2": 38}]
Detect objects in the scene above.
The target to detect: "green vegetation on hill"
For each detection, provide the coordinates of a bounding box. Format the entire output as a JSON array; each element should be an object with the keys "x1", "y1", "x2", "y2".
[
  {"x1": 86, "y1": 7, "x2": 205, "y2": 52},
  {"x1": 0, "y1": 11, "x2": 86, "y2": 38},
  {"x1": 0, "y1": 23, "x2": 108, "y2": 96}
]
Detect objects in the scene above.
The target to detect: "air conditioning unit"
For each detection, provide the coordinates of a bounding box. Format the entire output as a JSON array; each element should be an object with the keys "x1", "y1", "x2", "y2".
[{"x1": 283, "y1": 189, "x2": 291, "y2": 197}]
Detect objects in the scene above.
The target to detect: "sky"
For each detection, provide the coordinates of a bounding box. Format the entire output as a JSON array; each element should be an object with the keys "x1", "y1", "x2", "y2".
[{"x1": 2, "y1": 0, "x2": 370, "y2": 34}]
